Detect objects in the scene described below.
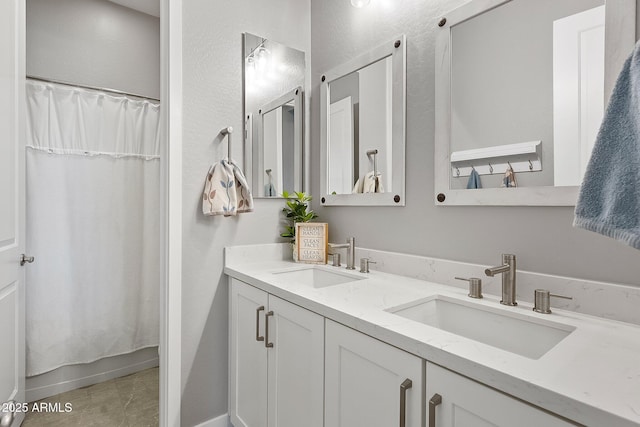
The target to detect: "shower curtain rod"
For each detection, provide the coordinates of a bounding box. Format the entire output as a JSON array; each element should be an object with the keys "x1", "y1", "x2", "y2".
[{"x1": 26, "y1": 75, "x2": 161, "y2": 102}]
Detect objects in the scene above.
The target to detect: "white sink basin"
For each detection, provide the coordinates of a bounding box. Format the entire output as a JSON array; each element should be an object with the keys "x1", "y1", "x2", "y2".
[
  {"x1": 271, "y1": 267, "x2": 364, "y2": 288},
  {"x1": 387, "y1": 295, "x2": 575, "y2": 359}
]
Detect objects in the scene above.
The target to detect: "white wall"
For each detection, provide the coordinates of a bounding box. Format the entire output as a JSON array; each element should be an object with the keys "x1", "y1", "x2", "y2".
[
  {"x1": 27, "y1": 0, "x2": 160, "y2": 99},
  {"x1": 311, "y1": 0, "x2": 640, "y2": 287},
  {"x1": 181, "y1": 0, "x2": 310, "y2": 425}
]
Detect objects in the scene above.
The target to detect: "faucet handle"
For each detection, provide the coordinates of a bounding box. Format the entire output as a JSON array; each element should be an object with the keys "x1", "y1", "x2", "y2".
[
  {"x1": 533, "y1": 289, "x2": 572, "y2": 314},
  {"x1": 360, "y1": 258, "x2": 376, "y2": 273},
  {"x1": 330, "y1": 253, "x2": 341, "y2": 267},
  {"x1": 455, "y1": 277, "x2": 483, "y2": 299}
]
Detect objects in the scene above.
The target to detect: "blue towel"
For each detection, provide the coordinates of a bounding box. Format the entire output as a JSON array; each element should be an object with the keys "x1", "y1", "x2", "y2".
[
  {"x1": 466, "y1": 168, "x2": 482, "y2": 189},
  {"x1": 573, "y1": 42, "x2": 640, "y2": 249}
]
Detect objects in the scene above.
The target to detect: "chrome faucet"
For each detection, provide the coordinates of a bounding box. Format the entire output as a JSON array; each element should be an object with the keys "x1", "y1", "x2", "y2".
[
  {"x1": 484, "y1": 253, "x2": 517, "y2": 306},
  {"x1": 329, "y1": 237, "x2": 356, "y2": 270}
]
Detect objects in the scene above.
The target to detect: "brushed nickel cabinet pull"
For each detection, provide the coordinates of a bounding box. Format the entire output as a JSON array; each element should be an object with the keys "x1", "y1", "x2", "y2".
[
  {"x1": 428, "y1": 393, "x2": 442, "y2": 427},
  {"x1": 255, "y1": 306, "x2": 265, "y2": 341},
  {"x1": 399, "y1": 378, "x2": 412, "y2": 427},
  {"x1": 265, "y1": 311, "x2": 274, "y2": 348}
]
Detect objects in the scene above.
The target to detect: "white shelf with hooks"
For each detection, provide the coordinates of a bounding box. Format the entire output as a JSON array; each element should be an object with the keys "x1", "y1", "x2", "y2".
[{"x1": 450, "y1": 140, "x2": 542, "y2": 177}]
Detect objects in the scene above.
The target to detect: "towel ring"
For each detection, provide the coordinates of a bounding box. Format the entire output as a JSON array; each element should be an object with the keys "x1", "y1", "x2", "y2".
[
  {"x1": 220, "y1": 126, "x2": 233, "y2": 158},
  {"x1": 528, "y1": 160, "x2": 533, "y2": 171},
  {"x1": 367, "y1": 149, "x2": 379, "y2": 178},
  {"x1": 488, "y1": 163, "x2": 493, "y2": 174}
]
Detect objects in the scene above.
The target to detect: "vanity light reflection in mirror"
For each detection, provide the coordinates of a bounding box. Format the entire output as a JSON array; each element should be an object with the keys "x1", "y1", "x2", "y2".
[
  {"x1": 327, "y1": 56, "x2": 392, "y2": 195},
  {"x1": 449, "y1": 0, "x2": 604, "y2": 190},
  {"x1": 243, "y1": 33, "x2": 305, "y2": 198}
]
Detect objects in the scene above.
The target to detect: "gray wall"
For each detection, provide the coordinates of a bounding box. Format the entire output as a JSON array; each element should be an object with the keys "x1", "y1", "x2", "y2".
[
  {"x1": 311, "y1": 0, "x2": 640, "y2": 287},
  {"x1": 181, "y1": 0, "x2": 310, "y2": 425},
  {"x1": 27, "y1": 0, "x2": 160, "y2": 99}
]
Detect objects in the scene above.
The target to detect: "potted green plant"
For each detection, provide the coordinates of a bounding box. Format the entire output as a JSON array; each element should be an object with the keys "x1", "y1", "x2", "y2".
[{"x1": 281, "y1": 191, "x2": 319, "y2": 260}]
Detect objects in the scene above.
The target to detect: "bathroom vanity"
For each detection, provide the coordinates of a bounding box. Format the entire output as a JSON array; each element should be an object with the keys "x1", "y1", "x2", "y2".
[{"x1": 225, "y1": 244, "x2": 640, "y2": 427}]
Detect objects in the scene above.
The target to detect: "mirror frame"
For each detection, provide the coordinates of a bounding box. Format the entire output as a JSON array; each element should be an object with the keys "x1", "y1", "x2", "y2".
[
  {"x1": 320, "y1": 35, "x2": 406, "y2": 206},
  {"x1": 434, "y1": 0, "x2": 636, "y2": 206},
  {"x1": 245, "y1": 86, "x2": 303, "y2": 198}
]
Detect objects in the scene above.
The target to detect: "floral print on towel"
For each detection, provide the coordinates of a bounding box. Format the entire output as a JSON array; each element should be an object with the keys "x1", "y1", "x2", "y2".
[{"x1": 202, "y1": 158, "x2": 254, "y2": 216}]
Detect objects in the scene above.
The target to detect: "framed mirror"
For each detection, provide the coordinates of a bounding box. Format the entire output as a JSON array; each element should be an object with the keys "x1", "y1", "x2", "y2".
[
  {"x1": 243, "y1": 33, "x2": 305, "y2": 198},
  {"x1": 434, "y1": 0, "x2": 636, "y2": 206},
  {"x1": 320, "y1": 35, "x2": 406, "y2": 206}
]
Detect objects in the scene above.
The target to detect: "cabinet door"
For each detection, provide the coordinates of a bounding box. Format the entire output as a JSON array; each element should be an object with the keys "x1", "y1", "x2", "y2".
[
  {"x1": 229, "y1": 279, "x2": 269, "y2": 427},
  {"x1": 325, "y1": 320, "x2": 423, "y2": 427},
  {"x1": 267, "y1": 295, "x2": 324, "y2": 427},
  {"x1": 426, "y1": 363, "x2": 575, "y2": 427}
]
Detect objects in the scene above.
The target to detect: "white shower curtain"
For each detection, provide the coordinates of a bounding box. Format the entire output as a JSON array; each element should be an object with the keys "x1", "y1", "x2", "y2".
[{"x1": 25, "y1": 80, "x2": 160, "y2": 376}]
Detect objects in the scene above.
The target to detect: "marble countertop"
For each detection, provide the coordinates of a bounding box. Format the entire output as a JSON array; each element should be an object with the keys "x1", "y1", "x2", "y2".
[{"x1": 224, "y1": 245, "x2": 640, "y2": 427}]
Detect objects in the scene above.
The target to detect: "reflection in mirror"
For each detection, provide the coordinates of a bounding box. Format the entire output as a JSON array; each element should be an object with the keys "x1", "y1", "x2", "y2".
[
  {"x1": 320, "y1": 35, "x2": 406, "y2": 207},
  {"x1": 449, "y1": 0, "x2": 604, "y2": 190},
  {"x1": 434, "y1": 0, "x2": 635, "y2": 206},
  {"x1": 327, "y1": 57, "x2": 392, "y2": 195},
  {"x1": 243, "y1": 33, "x2": 305, "y2": 198}
]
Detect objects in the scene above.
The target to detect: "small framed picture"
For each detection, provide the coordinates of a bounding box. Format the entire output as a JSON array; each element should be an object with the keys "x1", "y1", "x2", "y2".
[{"x1": 295, "y1": 223, "x2": 328, "y2": 264}]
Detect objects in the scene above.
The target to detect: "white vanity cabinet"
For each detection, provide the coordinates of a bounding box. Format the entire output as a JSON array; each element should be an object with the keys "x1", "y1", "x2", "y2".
[
  {"x1": 229, "y1": 279, "x2": 324, "y2": 427},
  {"x1": 324, "y1": 320, "x2": 424, "y2": 427},
  {"x1": 426, "y1": 363, "x2": 575, "y2": 427}
]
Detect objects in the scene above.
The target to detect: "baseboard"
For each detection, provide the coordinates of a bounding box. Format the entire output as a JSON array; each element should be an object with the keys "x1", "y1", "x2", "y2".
[
  {"x1": 26, "y1": 347, "x2": 159, "y2": 402},
  {"x1": 194, "y1": 413, "x2": 232, "y2": 427}
]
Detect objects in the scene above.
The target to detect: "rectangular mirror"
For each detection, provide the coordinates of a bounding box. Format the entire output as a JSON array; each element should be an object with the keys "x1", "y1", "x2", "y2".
[
  {"x1": 243, "y1": 33, "x2": 305, "y2": 198},
  {"x1": 434, "y1": 0, "x2": 636, "y2": 206},
  {"x1": 320, "y1": 36, "x2": 406, "y2": 206}
]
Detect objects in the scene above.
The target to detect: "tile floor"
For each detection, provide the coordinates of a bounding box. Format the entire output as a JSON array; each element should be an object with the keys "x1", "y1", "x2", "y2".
[{"x1": 22, "y1": 367, "x2": 159, "y2": 427}]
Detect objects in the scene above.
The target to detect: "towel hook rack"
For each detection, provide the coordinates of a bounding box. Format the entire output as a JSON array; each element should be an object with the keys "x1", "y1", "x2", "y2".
[
  {"x1": 220, "y1": 126, "x2": 233, "y2": 159},
  {"x1": 367, "y1": 149, "x2": 379, "y2": 178}
]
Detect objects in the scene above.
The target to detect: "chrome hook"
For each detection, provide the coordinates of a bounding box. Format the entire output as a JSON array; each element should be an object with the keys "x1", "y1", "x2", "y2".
[
  {"x1": 488, "y1": 162, "x2": 493, "y2": 174},
  {"x1": 528, "y1": 160, "x2": 533, "y2": 171},
  {"x1": 456, "y1": 166, "x2": 460, "y2": 177}
]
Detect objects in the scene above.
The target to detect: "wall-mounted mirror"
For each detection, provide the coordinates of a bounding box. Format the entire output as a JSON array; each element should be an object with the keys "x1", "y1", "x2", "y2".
[
  {"x1": 243, "y1": 33, "x2": 305, "y2": 198},
  {"x1": 320, "y1": 35, "x2": 406, "y2": 206},
  {"x1": 434, "y1": 0, "x2": 636, "y2": 206}
]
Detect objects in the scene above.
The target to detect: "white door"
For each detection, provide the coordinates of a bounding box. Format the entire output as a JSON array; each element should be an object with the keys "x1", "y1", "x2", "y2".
[
  {"x1": 267, "y1": 295, "x2": 323, "y2": 427},
  {"x1": 0, "y1": 0, "x2": 26, "y2": 426},
  {"x1": 426, "y1": 363, "x2": 574, "y2": 427},
  {"x1": 325, "y1": 320, "x2": 423, "y2": 427},
  {"x1": 553, "y1": 5, "x2": 605, "y2": 186},
  {"x1": 328, "y1": 96, "x2": 354, "y2": 194},
  {"x1": 229, "y1": 279, "x2": 268, "y2": 427}
]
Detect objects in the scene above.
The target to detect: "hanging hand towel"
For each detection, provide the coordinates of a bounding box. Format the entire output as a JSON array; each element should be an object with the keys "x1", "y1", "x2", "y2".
[
  {"x1": 466, "y1": 168, "x2": 482, "y2": 189},
  {"x1": 574, "y1": 41, "x2": 640, "y2": 249},
  {"x1": 202, "y1": 159, "x2": 254, "y2": 216},
  {"x1": 501, "y1": 166, "x2": 517, "y2": 188},
  {"x1": 352, "y1": 171, "x2": 385, "y2": 193}
]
